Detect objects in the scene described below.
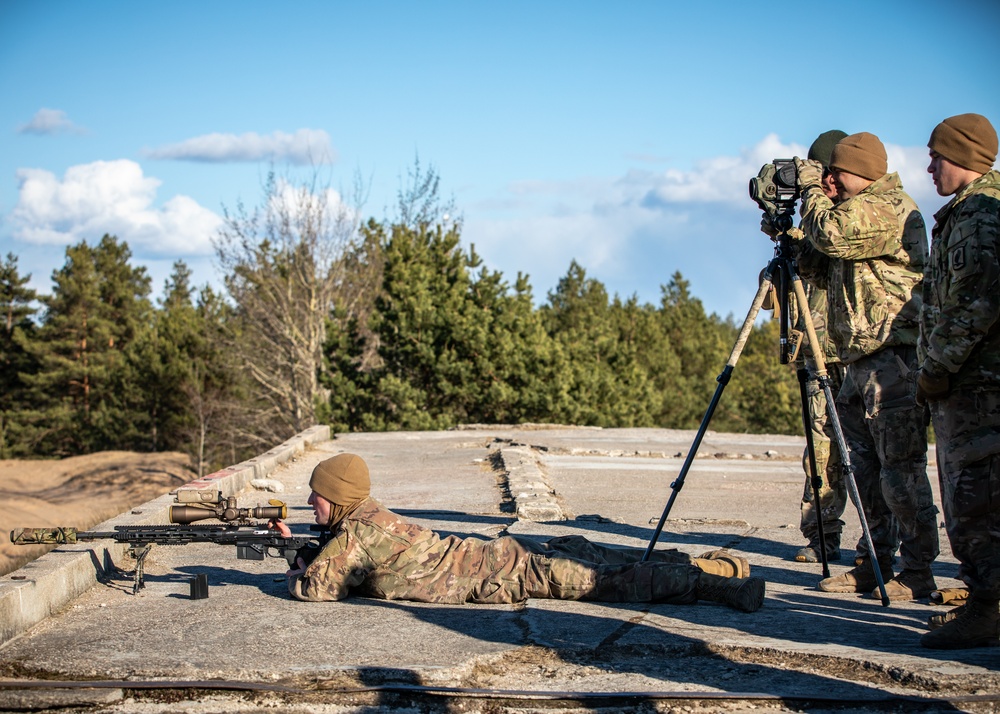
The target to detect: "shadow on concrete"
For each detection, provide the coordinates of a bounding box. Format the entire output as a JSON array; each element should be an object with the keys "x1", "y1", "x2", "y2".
[
  {"x1": 339, "y1": 599, "x2": 967, "y2": 711},
  {"x1": 393, "y1": 509, "x2": 514, "y2": 527}
]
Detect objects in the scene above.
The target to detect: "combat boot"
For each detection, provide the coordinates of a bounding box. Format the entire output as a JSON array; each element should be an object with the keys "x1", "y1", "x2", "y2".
[
  {"x1": 696, "y1": 573, "x2": 766, "y2": 613},
  {"x1": 817, "y1": 559, "x2": 893, "y2": 593},
  {"x1": 694, "y1": 550, "x2": 750, "y2": 579},
  {"x1": 920, "y1": 597, "x2": 1000, "y2": 649},
  {"x1": 795, "y1": 541, "x2": 841, "y2": 563},
  {"x1": 875, "y1": 568, "x2": 936, "y2": 601}
]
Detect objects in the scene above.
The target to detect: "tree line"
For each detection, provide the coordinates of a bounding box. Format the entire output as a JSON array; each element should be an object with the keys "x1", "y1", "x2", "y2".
[{"x1": 0, "y1": 170, "x2": 803, "y2": 473}]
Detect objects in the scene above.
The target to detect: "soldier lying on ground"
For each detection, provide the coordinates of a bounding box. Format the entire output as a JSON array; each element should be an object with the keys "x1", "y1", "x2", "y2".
[{"x1": 269, "y1": 453, "x2": 766, "y2": 612}]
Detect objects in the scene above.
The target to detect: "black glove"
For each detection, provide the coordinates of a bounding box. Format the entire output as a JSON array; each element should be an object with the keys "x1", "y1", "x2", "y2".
[{"x1": 916, "y1": 370, "x2": 949, "y2": 406}]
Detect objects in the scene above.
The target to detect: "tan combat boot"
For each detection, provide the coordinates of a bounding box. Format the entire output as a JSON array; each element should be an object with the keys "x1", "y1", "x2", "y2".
[
  {"x1": 875, "y1": 568, "x2": 936, "y2": 601},
  {"x1": 920, "y1": 597, "x2": 1000, "y2": 649},
  {"x1": 694, "y1": 550, "x2": 751, "y2": 579},
  {"x1": 696, "y1": 573, "x2": 766, "y2": 613},
  {"x1": 818, "y1": 558, "x2": 893, "y2": 593}
]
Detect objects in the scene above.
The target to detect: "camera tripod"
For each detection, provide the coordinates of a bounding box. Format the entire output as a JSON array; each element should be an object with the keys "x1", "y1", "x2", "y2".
[{"x1": 641, "y1": 228, "x2": 891, "y2": 607}]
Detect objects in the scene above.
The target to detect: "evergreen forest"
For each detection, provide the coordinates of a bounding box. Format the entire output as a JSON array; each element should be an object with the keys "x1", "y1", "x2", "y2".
[{"x1": 0, "y1": 171, "x2": 804, "y2": 475}]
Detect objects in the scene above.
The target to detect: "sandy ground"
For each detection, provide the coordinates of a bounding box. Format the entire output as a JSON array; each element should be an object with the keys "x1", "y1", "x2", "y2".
[{"x1": 0, "y1": 452, "x2": 195, "y2": 576}]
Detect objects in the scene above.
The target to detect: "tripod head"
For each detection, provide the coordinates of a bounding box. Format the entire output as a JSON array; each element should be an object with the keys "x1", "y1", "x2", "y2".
[{"x1": 758, "y1": 222, "x2": 805, "y2": 365}]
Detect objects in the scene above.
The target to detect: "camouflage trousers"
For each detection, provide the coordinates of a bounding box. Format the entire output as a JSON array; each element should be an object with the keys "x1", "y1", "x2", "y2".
[
  {"x1": 931, "y1": 389, "x2": 1000, "y2": 600},
  {"x1": 799, "y1": 363, "x2": 848, "y2": 545},
  {"x1": 837, "y1": 346, "x2": 939, "y2": 570},
  {"x1": 468, "y1": 535, "x2": 700, "y2": 605}
]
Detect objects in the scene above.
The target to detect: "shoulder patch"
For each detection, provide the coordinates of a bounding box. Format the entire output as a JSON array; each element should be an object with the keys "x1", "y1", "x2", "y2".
[{"x1": 950, "y1": 245, "x2": 966, "y2": 271}]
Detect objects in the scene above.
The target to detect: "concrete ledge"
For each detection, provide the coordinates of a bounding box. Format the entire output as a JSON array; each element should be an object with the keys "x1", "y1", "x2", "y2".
[
  {"x1": 495, "y1": 446, "x2": 565, "y2": 522},
  {"x1": 0, "y1": 426, "x2": 332, "y2": 647}
]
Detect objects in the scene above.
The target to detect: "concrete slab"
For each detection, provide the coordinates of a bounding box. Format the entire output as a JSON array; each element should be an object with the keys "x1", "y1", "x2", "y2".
[{"x1": 0, "y1": 426, "x2": 995, "y2": 713}]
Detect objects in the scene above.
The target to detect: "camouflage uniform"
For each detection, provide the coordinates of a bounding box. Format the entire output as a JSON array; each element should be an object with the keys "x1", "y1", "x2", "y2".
[
  {"x1": 796, "y1": 168, "x2": 939, "y2": 572},
  {"x1": 288, "y1": 498, "x2": 701, "y2": 604},
  {"x1": 919, "y1": 169, "x2": 1000, "y2": 599},
  {"x1": 787, "y1": 273, "x2": 848, "y2": 552}
]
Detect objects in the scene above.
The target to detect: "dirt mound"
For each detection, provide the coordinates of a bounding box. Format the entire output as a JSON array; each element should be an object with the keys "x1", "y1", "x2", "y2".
[{"x1": 0, "y1": 451, "x2": 195, "y2": 576}]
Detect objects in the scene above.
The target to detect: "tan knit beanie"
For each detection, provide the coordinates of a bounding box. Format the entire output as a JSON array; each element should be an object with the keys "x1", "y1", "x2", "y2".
[
  {"x1": 309, "y1": 453, "x2": 370, "y2": 505},
  {"x1": 928, "y1": 113, "x2": 998, "y2": 174},
  {"x1": 830, "y1": 132, "x2": 887, "y2": 181}
]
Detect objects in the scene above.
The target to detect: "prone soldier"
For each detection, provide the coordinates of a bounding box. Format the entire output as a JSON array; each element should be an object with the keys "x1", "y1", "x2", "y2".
[{"x1": 271, "y1": 453, "x2": 767, "y2": 612}]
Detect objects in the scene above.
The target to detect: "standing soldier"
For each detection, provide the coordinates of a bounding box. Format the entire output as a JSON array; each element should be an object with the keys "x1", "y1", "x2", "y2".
[
  {"x1": 918, "y1": 113, "x2": 1000, "y2": 650},
  {"x1": 792, "y1": 129, "x2": 849, "y2": 565},
  {"x1": 792, "y1": 132, "x2": 939, "y2": 601}
]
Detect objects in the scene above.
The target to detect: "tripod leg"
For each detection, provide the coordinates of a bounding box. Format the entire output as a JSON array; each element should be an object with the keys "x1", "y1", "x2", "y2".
[
  {"x1": 643, "y1": 259, "x2": 777, "y2": 561},
  {"x1": 797, "y1": 367, "x2": 830, "y2": 578},
  {"x1": 787, "y1": 275, "x2": 890, "y2": 606}
]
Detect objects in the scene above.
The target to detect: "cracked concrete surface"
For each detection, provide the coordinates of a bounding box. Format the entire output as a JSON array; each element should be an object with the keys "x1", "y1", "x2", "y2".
[{"x1": 0, "y1": 426, "x2": 996, "y2": 714}]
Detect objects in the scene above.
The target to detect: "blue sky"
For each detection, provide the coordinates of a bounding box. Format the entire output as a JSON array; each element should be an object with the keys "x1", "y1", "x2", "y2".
[{"x1": 2, "y1": 0, "x2": 998, "y2": 319}]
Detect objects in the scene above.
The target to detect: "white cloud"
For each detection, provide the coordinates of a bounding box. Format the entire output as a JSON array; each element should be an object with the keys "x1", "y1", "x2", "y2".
[
  {"x1": 620, "y1": 135, "x2": 943, "y2": 212},
  {"x1": 17, "y1": 108, "x2": 85, "y2": 135},
  {"x1": 630, "y1": 134, "x2": 808, "y2": 207},
  {"x1": 888, "y1": 144, "x2": 945, "y2": 213},
  {"x1": 9, "y1": 160, "x2": 223, "y2": 256},
  {"x1": 143, "y1": 129, "x2": 336, "y2": 165}
]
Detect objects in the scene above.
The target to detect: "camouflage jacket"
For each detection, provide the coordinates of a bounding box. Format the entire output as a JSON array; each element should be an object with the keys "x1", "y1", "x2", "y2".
[
  {"x1": 919, "y1": 169, "x2": 1000, "y2": 391},
  {"x1": 796, "y1": 172, "x2": 927, "y2": 364},
  {"x1": 288, "y1": 497, "x2": 526, "y2": 604},
  {"x1": 790, "y1": 278, "x2": 841, "y2": 365}
]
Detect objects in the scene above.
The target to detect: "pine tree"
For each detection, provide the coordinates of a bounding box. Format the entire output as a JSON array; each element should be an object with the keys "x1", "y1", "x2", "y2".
[
  {"x1": 466, "y1": 268, "x2": 562, "y2": 425},
  {"x1": 180, "y1": 285, "x2": 253, "y2": 475},
  {"x1": 722, "y1": 317, "x2": 803, "y2": 434},
  {"x1": 540, "y1": 262, "x2": 648, "y2": 426},
  {"x1": 19, "y1": 236, "x2": 151, "y2": 454},
  {"x1": 0, "y1": 254, "x2": 40, "y2": 457},
  {"x1": 653, "y1": 272, "x2": 734, "y2": 428},
  {"x1": 363, "y1": 222, "x2": 475, "y2": 429}
]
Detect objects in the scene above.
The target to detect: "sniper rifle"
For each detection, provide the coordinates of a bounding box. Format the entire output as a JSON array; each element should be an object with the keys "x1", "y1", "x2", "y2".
[{"x1": 10, "y1": 490, "x2": 328, "y2": 594}]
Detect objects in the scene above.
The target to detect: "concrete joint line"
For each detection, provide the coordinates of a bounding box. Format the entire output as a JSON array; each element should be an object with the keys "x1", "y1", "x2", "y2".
[{"x1": 494, "y1": 447, "x2": 565, "y2": 522}]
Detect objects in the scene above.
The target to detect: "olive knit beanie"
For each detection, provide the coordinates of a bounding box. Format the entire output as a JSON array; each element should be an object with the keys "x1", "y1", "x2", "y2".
[
  {"x1": 830, "y1": 132, "x2": 887, "y2": 181},
  {"x1": 808, "y1": 130, "x2": 848, "y2": 167},
  {"x1": 928, "y1": 113, "x2": 998, "y2": 174},
  {"x1": 310, "y1": 453, "x2": 370, "y2": 505}
]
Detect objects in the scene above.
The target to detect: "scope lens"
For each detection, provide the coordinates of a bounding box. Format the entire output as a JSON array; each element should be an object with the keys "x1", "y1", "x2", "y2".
[{"x1": 776, "y1": 164, "x2": 797, "y2": 188}]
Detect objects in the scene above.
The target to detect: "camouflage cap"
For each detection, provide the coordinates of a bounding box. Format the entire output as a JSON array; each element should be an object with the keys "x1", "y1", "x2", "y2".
[
  {"x1": 830, "y1": 132, "x2": 887, "y2": 181},
  {"x1": 310, "y1": 453, "x2": 370, "y2": 505},
  {"x1": 808, "y1": 130, "x2": 848, "y2": 167},
  {"x1": 928, "y1": 113, "x2": 998, "y2": 175}
]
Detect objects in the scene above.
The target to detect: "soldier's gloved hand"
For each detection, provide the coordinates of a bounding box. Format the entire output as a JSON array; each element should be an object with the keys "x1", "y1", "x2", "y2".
[
  {"x1": 915, "y1": 369, "x2": 949, "y2": 405},
  {"x1": 760, "y1": 216, "x2": 778, "y2": 238},
  {"x1": 794, "y1": 157, "x2": 823, "y2": 190}
]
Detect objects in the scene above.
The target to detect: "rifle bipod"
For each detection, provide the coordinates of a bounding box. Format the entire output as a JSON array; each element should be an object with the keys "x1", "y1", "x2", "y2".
[
  {"x1": 640, "y1": 232, "x2": 891, "y2": 607},
  {"x1": 127, "y1": 544, "x2": 153, "y2": 594}
]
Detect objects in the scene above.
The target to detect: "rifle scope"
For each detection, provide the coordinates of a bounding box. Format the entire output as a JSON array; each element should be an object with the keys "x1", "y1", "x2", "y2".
[{"x1": 169, "y1": 502, "x2": 287, "y2": 524}]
